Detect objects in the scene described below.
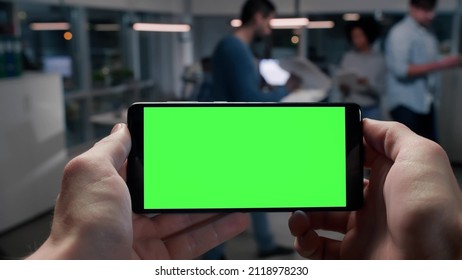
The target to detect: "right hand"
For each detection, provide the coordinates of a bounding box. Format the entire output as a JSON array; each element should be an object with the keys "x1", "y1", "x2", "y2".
[
  {"x1": 438, "y1": 55, "x2": 462, "y2": 69},
  {"x1": 289, "y1": 119, "x2": 462, "y2": 259}
]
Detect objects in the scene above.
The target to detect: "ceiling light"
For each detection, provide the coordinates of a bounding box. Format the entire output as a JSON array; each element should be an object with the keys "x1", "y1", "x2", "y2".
[
  {"x1": 30, "y1": 22, "x2": 70, "y2": 31},
  {"x1": 308, "y1": 21, "x2": 335, "y2": 29},
  {"x1": 271, "y1": 18, "x2": 309, "y2": 29},
  {"x1": 291, "y1": 35, "x2": 300, "y2": 44},
  {"x1": 230, "y1": 18, "x2": 309, "y2": 29},
  {"x1": 133, "y1": 23, "x2": 191, "y2": 32},
  {"x1": 230, "y1": 19, "x2": 242, "y2": 28},
  {"x1": 343, "y1": 13, "x2": 360, "y2": 21},
  {"x1": 63, "y1": 32, "x2": 73, "y2": 41}
]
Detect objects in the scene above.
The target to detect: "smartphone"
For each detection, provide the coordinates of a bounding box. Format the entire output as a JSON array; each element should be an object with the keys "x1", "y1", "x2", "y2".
[{"x1": 127, "y1": 102, "x2": 363, "y2": 213}]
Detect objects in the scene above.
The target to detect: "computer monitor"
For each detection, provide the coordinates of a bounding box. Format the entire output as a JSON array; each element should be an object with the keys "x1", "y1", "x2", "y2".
[{"x1": 43, "y1": 56, "x2": 72, "y2": 78}]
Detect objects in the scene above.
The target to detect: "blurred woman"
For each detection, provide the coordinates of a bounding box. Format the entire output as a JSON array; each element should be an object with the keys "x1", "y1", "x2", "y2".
[{"x1": 339, "y1": 17, "x2": 386, "y2": 119}]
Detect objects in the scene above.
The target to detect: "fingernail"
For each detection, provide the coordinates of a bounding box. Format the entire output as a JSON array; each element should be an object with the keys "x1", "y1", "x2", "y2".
[
  {"x1": 111, "y1": 123, "x2": 123, "y2": 134},
  {"x1": 294, "y1": 210, "x2": 305, "y2": 216}
]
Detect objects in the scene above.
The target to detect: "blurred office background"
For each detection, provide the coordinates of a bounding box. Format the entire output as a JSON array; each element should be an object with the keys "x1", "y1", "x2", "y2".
[{"x1": 1, "y1": 0, "x2": 462, "y2": 259}]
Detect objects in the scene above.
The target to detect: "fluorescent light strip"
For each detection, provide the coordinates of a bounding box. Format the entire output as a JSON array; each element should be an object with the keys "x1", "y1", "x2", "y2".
[
  {"x1": 308, "y1": 21, "x2": 335, "y2": 29},
  {"x1": 271, "y1": 18, "x2": 309, "y2": 29},
  {"x1": 94, "y1": 24, "x2": 121, "y2": 32},
  {"x1": 30, "y1": 22, "x2": 70, "y2": 31},
  {"x1": 133, "y1": 23, "x2": 191, "y2": 32},
  {"x1": 343, "y1": 13, "x2": 361, "y2": 21},
  {"x1": 231, "y1": 18, "x2": 309, "y2": 29}
]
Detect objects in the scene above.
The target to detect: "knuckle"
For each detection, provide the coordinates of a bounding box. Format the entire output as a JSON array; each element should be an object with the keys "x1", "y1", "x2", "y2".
[
  {"x1": 421, "y1": 140, "x2": 447, "y2": 159},
  {"x1": 63, "y1": 155, "x2": 92, "y2": 180},
  {"x1": 62, "y1": 153, "x2": 107, "y2": 187}
]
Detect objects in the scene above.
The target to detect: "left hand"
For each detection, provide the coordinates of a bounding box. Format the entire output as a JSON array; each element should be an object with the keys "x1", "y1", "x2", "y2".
[{"x1": 28, "y1": 124, "x2": 249, "y2": 259}]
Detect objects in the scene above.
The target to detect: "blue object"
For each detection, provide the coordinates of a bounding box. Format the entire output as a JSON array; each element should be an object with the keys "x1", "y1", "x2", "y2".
[{"x1": 211, "y1": 36, "x2": 287, "y2": 102}]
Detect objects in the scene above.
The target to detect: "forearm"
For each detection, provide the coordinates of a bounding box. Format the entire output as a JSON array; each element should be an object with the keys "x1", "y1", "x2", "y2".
[
  {"x1": 407, "y1": 59, "x2": 458, "y2": 78},
  {"x1": 406, "y1": 63, "x2": 439, "y2": 77}
]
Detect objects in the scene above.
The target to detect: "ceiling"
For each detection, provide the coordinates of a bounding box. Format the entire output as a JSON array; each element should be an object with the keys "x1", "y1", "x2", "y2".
[{"x1": 13, "y1": 0, "x2": 462, "y2": 15}]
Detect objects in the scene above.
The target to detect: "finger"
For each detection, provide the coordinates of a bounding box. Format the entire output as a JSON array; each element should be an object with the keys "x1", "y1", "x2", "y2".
[
  {"x1": 143, "y1": 213, "x2": 225, "y2": 240},
  {"x1": 90, "y1": 123, "x2": 131, "y2": 170},
  {"x1": 164, "y1": 213, "x2": 249, "y2": 259},
  {"x1": 289, "y1": 210, "x2": 350, "y2": 236},
  {"x1": 61, "y1": 123, "x2": 131, "y2": 190},
  {"x1": 133, "y1": 213, "x2": 244, "y2": 258},
  {"x1": 134, "y1": 213, "x2": 236, "y2": 241},
  {"x1": 363, "y1": 119, "x2": 425, "y2": 163},
  {"x1": 363, "y1": 119, "x2": 447, "y2": 171},
  {"x1": 363, "y1": 137, "x2": 380, "y2": 169},
  {"x1": 294, "y1": 230, "x2": 341, "y2": 259},
  {"x1": 289, "y1": 211, "x2": 310, "y2": 237},
  {"x1": 363, "y1": 179, "x2": 369, "y2": 188}
]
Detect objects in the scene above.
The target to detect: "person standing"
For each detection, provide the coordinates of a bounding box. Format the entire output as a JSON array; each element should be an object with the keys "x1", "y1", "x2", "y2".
[
  {"x1": 385, "y1": 0, "x2": 462, "y2": 141},
  {"x1": 203, "y1": 0, "x2": 297, "y2": 259},
  {"x1": 211, "y1": 0, "x2": 299, "y2": 102},
  {"x1": 339, "y1": 17, "x2": 386, "y2": 120}
]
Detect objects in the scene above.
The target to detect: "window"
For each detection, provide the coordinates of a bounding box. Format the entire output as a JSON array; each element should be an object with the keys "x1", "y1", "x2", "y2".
[
  {"x1": 17, "y1": 3, "x2": 77, "y2": 91},
  {"x1": 88, "y1": 9, "x2": 129, "y2": 89}
]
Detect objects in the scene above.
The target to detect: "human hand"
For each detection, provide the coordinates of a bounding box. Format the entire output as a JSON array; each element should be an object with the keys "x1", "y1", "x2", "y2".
[
  {"x1": 289, "y1": 119, "x2": 462, "y2": 259},
  {"x1": 28, "y1": 124, "x2": 249, "y2": 259},
  {"x1": 438, "y1": 55, "x2": 462, "y2": 69}
]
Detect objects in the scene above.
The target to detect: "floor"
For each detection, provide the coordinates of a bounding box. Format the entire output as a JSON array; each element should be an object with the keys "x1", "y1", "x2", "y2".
[{"x1": 1, "y1": 165, "x2": 461, "y2": 260}]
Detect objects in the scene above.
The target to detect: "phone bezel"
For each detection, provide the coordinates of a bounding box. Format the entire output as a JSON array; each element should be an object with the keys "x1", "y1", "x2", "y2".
[{"x1": 127, "y1": 102, "x2": 363, "y2": 213}]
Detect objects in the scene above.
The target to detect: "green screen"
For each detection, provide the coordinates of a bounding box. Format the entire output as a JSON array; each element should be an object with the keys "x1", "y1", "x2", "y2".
[{"x1": 144, "y1": 106, "x2": 346, "y2": 209}]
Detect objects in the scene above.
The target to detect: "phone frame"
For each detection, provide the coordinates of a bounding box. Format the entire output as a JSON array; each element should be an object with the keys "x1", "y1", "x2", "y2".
[{"x1": 127, "y1": 102, "x2": 363, "y2": 213}]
